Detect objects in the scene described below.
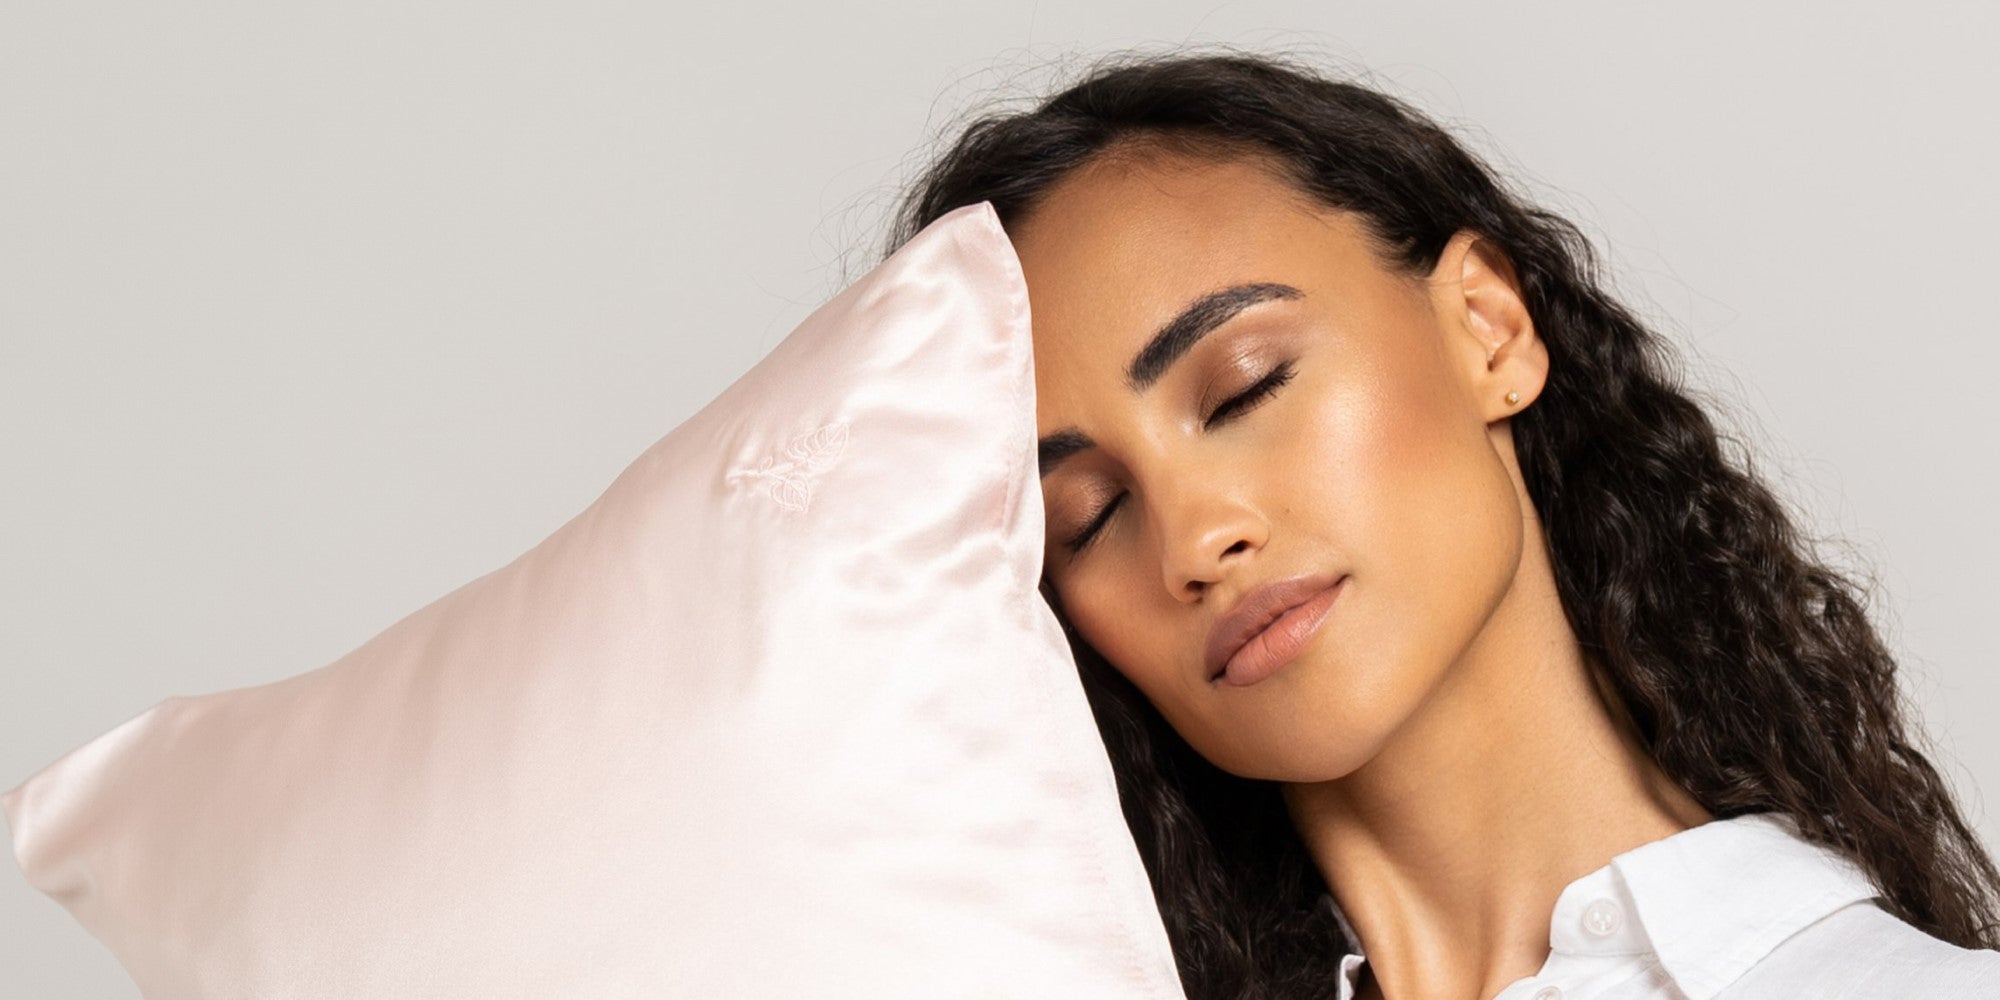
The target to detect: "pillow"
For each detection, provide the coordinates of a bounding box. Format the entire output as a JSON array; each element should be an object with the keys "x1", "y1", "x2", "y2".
[{"x1": 2, "y1": 201, "x2": 1188, "y2": 999}]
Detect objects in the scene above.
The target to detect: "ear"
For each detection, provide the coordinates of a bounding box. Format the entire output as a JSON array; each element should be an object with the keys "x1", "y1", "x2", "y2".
[{"x1": 1428, "y1": 229, "x2": 1547, "y2": 423}]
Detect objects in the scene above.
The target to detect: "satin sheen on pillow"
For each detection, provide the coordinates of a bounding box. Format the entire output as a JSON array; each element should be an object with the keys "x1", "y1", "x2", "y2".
[{"x1": 2, "y1": 201, "x2": 1188, "y2": 999}]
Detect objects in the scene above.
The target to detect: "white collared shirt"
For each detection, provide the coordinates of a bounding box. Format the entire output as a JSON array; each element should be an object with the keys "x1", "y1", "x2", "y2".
[{"x1": 1324, "y1": 811, "x2": 2000, "y2": 999}]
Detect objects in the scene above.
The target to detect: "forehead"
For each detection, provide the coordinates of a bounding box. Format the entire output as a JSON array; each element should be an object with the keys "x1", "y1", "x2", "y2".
[
  {"x1": 1007, "y1": 149, "x2": 1383, "y2": 410},
  {"x1": 1009, "y1": 149, "x2": 1338, "y2": 299}
]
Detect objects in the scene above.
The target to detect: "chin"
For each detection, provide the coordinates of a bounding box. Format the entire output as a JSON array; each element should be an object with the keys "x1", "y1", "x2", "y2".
[{"x1": 1234, "y1": 667, "x2": 1418, "y2": 781}]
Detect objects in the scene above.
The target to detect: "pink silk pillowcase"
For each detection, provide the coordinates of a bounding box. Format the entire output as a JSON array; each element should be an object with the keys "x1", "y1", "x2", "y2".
[{"x1": 2, "y1": 201, "x2": 1188, "y2": 999}]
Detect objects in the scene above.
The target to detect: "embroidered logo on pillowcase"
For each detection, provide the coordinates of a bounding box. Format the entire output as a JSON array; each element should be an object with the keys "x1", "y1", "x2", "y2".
[{"x1": 724, "y1": 420, "x2": 850, "y2": 513}]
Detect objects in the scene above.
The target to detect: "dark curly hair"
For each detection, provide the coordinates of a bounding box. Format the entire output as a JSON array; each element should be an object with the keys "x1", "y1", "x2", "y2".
[{"x1": 874, "y1": 45, "x2": 2000, "y2": 997}]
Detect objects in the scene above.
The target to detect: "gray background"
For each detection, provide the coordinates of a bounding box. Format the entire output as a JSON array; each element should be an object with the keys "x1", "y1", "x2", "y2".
[{"x1": 4, "y1": 2, "x2": 1994, "y2": 994}]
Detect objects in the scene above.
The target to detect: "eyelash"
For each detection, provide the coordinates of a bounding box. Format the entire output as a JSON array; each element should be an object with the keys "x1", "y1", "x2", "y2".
[{"x1": 1061, "y1": 359, "x2": 1299, "y2": 555}]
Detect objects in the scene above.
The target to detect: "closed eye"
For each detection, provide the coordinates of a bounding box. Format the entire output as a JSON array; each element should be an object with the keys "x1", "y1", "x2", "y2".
[
  {"x1": 1059, "y1": 359, "x2": 1299, "y2": 555},
  {"x1": 1202, "y1": 359, "x2": 1298, "y2": 427}
]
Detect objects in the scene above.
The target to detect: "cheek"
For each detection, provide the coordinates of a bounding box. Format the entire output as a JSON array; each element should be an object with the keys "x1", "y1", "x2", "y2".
[
  {"x1": 1289, "y1": 348, "x2": 1524, "y2": 680},
  {"x1": 1057, "y1": 557, "x2": 1216, "y2": 739},
  {"x1": 1057, "y1": 567, "x2": 1168, "y2": 692}
]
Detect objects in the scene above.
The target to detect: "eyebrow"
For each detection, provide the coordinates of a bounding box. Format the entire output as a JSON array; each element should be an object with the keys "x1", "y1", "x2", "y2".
[{"x1": 1037, "y1": 281, "x2": 1303, "y2": 479}]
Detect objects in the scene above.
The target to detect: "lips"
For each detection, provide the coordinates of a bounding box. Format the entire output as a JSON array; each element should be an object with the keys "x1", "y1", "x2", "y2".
[{"x1": 1204, "y1": 571, "x2": 1346, "y2": 682}]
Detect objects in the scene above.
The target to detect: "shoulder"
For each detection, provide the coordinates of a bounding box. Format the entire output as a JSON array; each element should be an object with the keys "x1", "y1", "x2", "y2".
[{"x1": 1728, "y1": 899, "x2": 2000, "y2": 997}]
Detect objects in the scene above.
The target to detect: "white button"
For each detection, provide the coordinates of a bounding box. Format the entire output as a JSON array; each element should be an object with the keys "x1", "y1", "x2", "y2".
[
  {"x1": 1532, "y1": 987, "x2": 1564, "y2": 1000},
  {"x1": 1581, "y1": 897, "x2": 1623, "y2": 937}
]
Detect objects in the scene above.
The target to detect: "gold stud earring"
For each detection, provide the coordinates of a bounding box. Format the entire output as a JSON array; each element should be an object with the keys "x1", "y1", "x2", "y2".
[{"x1": 1505, "y1": 390, "x2": 1520, "y2": 405}]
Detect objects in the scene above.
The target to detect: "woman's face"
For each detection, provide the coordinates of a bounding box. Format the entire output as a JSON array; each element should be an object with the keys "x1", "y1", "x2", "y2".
[{"x1": 1013, "y1": 148, "x2": 1547, "y2": 781}]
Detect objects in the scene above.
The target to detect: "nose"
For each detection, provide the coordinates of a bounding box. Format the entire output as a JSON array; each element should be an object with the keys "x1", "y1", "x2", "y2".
[{"x1": 1157, "y1": 487, "x2": 1267, "y2": 603}]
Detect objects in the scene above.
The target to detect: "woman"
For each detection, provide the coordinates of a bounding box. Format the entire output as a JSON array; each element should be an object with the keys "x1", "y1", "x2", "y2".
[{"x1": 878, "y1": 49, "x2": 2000, "y2": 999}]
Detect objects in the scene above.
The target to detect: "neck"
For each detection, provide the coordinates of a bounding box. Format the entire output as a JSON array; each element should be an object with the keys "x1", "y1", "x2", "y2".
[{"x1": 1281, "y1": 516, "x2": 1712, "y2": 1000}]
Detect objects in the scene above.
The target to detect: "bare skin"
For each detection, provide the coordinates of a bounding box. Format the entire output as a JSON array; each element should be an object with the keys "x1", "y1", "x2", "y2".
[{"x1": 1016, "y1": 143, "x2": 1713, "y2": 1000}]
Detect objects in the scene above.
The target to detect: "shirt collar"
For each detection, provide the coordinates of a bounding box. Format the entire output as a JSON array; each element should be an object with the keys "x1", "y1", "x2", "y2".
[
  {"x1": 1321, "y1": 811, "x2": 1883, "y2": 1000},
  {"x1": 1602, "y1": 810, "x2": 1882, "y2": 999}
]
